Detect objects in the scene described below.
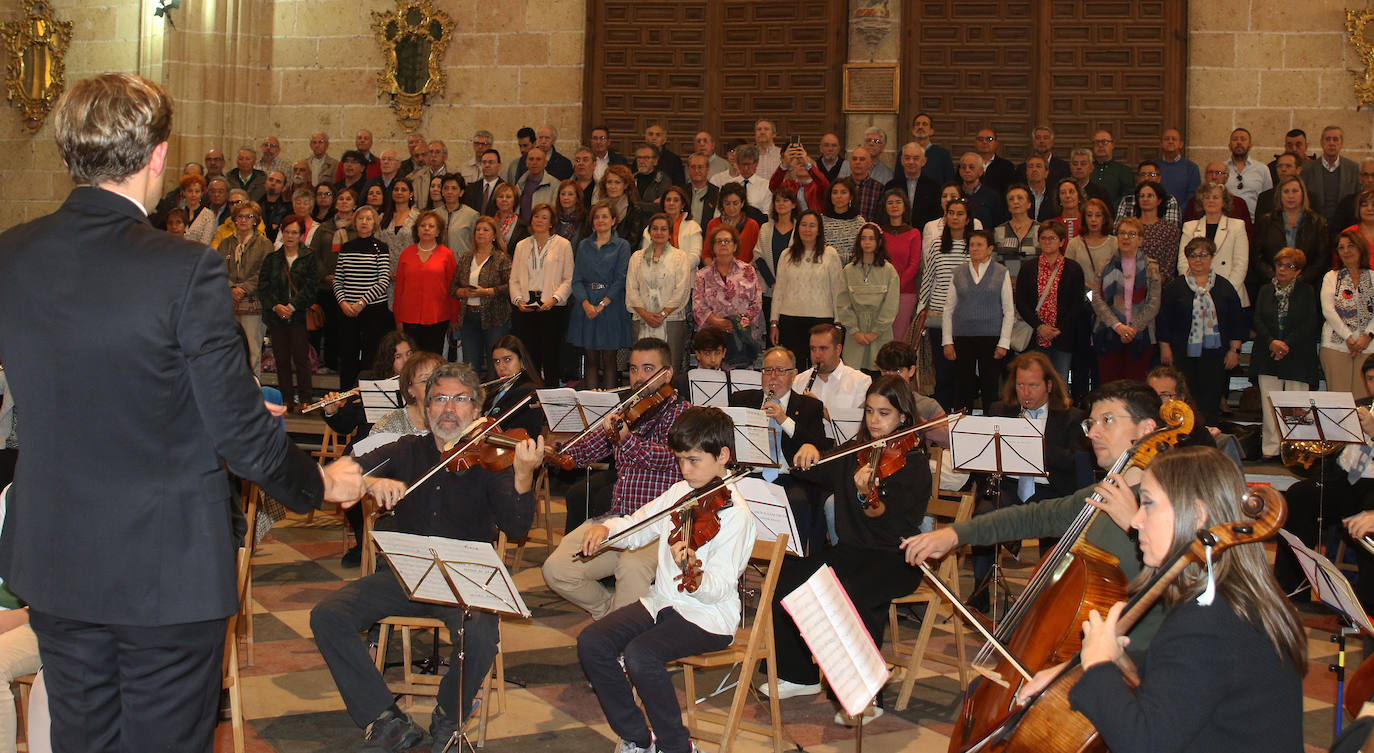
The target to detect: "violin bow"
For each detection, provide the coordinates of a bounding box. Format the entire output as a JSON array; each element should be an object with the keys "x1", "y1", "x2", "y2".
[
  {"x1": 575, "y1": 467, "x2": 752, "y2": 560},
  {"x1": 786, "y1": 412, "x2": 963, "y2": 472},
  {"x1": 916, "y1": 562, "x2": 1032, "y2": 684},
  {"x1": 558, "y1": 369, "x2": 672, "y2": 453}
]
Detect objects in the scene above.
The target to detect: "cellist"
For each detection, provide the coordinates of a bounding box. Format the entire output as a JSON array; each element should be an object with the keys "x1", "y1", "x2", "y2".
[
  {"x1": 902, "y1": 380, "x2": 1168, "y2": 643},
  {"x1": 1016, "y1": 446, "x2": 1305, "y2": 753},
  {"x1": 542, "y1": 337, "x2": 691, "y2": 619}
]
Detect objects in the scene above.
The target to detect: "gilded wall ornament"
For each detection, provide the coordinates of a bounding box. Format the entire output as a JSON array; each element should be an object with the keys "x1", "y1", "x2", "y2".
[
  {"x1": 0, "y1": 0, "x2": 72, "y2": 133},
  {"x1": 371, "y1": 0, "x2": 454, "y2": 130}
]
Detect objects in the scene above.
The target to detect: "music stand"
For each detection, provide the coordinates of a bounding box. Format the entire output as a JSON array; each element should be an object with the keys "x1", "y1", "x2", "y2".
[
  {"x1": 1271, "y1": 392, "x2": 1364, "y2": 554},
  {"x1": 824, "y1": 406, "x2": 864, "y2": 445},
  {"x1": 719, "y1": 407, "x2": 780, "y2": 469},
  {"x1": 1279, "y1": 529, "x2": 1374, "y2": 737},
  {"x1": 358, "y1": 376, "x2": 403, "y2": 423},
  {"x1": 734, "y1": 478, "x2": 803, "y2": 556},
  {"x1": 370, "y1": 531, "x2": 530, "y2": 752},
  {"x1": 949, "y1": 415, "x2": 1046, "y2": 624}
]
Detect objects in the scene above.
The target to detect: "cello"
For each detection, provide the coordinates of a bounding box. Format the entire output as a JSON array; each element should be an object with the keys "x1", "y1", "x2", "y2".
[{"x1": 947, "y1": 400, "x2": 1194, "y2": 753}]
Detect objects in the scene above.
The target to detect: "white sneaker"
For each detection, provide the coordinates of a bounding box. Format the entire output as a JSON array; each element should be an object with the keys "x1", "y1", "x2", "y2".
[
  {"x1": 614, "y1": 740, "x2": 655, "y2": 753},
  {"x1": 759, "y1": 679, "x2": 823, "y2": 699},
  {"x1": 834, "y1": 704, "x2": 884, "y2": 726}
]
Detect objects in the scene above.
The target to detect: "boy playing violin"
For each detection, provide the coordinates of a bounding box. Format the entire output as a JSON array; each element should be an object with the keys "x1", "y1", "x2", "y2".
[{"x1": 576, "y1": 407, "x2": 757, "y2": 753}]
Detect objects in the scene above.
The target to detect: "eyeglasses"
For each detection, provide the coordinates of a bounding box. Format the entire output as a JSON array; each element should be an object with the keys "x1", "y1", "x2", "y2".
[
  {"x1": 865, "y1": 137, "x2": 885, "y2": 144},
  {"x1": 317, "y1": 191, "x2": 333, "y2": 197},
  {"x1": 760, "y1": 367, "x2": 796, "y2": 376},
  {"x1": 1138, "y1": 171, "x2": 1160, "y2": 178},
  {"x1": 1118, "y1": 230, "x2": 1140, "y2": 238},
  {"x1": 1235, "y1": 175, "x2": 1244, "y2": 191},
  {"x1": 1080, "y1": 413, "x2": 1120, "y2": 433},
  {"x1": 1186, "y1": 251, "x2": 1213, "y2": 259},
  {"x1": 975, "y1": 136, "x2": 996, "y2": 143},
  {"x1": 1092, "y1": 139, "x2": 1113, "y2": 145},
  {"x1": 428, "y1": 394, "x2": 476, "y2": 407},
  {"x1": 1277, "y1": 262, "x2": 1300, "y2": 270},
  {"x1": 714, "y1": 238, "x2": 736, "y2": 245}
]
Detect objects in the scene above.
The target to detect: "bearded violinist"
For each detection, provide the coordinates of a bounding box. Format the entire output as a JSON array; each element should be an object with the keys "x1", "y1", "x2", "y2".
[
  {"x1": 543, "y1": 337, "x2": 691, "y2": 619},
  {"x1": 577, "y1": 407, "x2": 756, "y2": 753},
  {"x1": 310, "y1": 362, "x2": 544, "y2": 752}
]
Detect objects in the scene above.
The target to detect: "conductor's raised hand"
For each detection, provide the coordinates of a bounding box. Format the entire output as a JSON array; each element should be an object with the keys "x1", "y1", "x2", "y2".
[
  {"x1": 321, "y1": 457, "x2": 365, "y2": 505},
  {"x1": 580, "y1": 524, "x2": 610, "y2": 557},
  {"x1": 900, "y1": 527, "x2": 958, "y2": 566}
]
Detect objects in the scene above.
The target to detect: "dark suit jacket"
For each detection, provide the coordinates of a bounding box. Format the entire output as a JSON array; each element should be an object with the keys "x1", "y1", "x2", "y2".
[
  {"x1": 463, "y1": 178, "x2": 506, "y2": 215},
  {"x1": 1015, "y1": 156, "x2": 1072, "y2": 188},
  {"x1": 658, "y1": 148, "x2": 687, "y2": 189},
  {"x1": 729, "y1": 389, "x2": 833, "y2": 462},
  {"x1": 968, "y1": 183, "x2": 1010, "y2": 228},
  {"x1": 482, "y1": 373, "x2": 546, "y2": 439},
  {"x1": 981, "y1": 155, "x2": 1017, "y2": 197},
  {"x1": 885, "y1": 172, "x2": 943, "y2": 228},
  {"x1": 226, "y1": 168, "x2": 268, "y2": 203},
  {"x1": 0, "y1": 187, "x2": 323, "y2": 625},
  {"x1": 688, "y1": 183, "x2": 720, "y2": 226},
  {"x1": 987, "y1": 401, "x2": 1087, "y2": 503}
]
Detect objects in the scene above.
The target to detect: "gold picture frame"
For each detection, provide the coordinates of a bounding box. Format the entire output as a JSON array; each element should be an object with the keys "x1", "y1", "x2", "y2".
[
  {"x1": 0, "y1": 0, "x2": 72, "y2": 133},
  {"x1": 842, "y1": 63, "x2": 900, "y2": 113},
  {"x1": 1346, "y1": 8, "x2": 1374, "y2": 107},
  {"x1": 371, "y1": 0, "x2": 455, "y2": 130}
]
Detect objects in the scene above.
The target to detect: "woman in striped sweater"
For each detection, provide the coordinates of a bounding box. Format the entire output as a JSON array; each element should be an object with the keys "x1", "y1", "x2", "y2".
[
  {"x1": 332, "y1": 205, "x2": 393, "y2": 388},
  {"x1": 917, "y1": 197, "x2": 973, "y2": 409}
]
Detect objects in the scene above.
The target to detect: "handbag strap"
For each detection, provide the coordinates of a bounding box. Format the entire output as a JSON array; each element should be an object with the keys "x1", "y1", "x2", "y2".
[
  {"x1": 1034, "y1": 259, "x2": 1062, "y2": 311},
  {"x1": 284, "y1": 254, "x2": 299, "y2": 295}
]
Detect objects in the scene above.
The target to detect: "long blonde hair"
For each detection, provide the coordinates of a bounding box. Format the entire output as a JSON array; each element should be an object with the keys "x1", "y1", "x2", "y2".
[{"x1": 1136, "y1": 447, "x2": 1306, "y2": 673}]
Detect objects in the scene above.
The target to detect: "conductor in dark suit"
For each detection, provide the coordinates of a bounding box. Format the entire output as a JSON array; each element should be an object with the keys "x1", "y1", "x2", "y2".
[
  {"x1": 729, "y1": 346, "x2": 833, "y2": 551},
  {"x1": 0, "y1": 74, "x2": 365, "y2": 753},
  {"x1": 968, "y1": 352, "x2": 1087, "y2": 610}
]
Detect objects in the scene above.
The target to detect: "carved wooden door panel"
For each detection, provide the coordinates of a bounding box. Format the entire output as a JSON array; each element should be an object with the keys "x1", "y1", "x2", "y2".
[
  {"x1": 584, "y1": 1, "x2": 846, "y2": 160},
  {"x1": 900, "y1": 0, "x2": 1187, "y2": 167}
]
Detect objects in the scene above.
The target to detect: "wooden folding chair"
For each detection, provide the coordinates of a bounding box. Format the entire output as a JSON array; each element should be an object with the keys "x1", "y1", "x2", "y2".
[
  {"x1": 309, "y1": 425, "x2": 353, "y2": 526},
  {"x1": 672, "y1": 535, "x2": 789, "y2": 753},
  {"x1": 12, "y1": 672, "x2": 33, "y2": 753},
  {"x1": 370, "y1": 534, "x2": 508, "y2": 747},
  {"x1": 511, "y1": 466, "x2": 558, "y2": 572},
  {"x1": 887, "y1": 487, "x2": 976, "y2": 710},
  {"x1": 238, "y1": 481, "x2": 260, "y2": 666},
  {"x1": 221, "y1": 546, "x2": 252, "y2": 753}
]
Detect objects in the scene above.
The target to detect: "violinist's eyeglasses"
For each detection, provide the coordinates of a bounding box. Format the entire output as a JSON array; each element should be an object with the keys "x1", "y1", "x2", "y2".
[{"x1": 428, "y1": 394, "x2": 476, "y2": 407}]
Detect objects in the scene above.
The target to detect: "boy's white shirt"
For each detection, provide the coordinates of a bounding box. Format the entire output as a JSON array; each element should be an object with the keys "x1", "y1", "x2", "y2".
[{"x1": 602, "y1": 479, "x2": 757, "y2": 636}]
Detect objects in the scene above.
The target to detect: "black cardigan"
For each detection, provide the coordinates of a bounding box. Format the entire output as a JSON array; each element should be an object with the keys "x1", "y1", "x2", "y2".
[
  {"x1": 1155, "y1": 275, "x2": 1246, "y2": 354},
  {"x1": 1014, "y1": 256, "x2": 1087, "y2": 351},
  {"x1": 1250, "y1": 210, "x2": 1328, "y2": 291},
  {"x1": 793, "y1": 440, "x2": 930, "y2": 550}
]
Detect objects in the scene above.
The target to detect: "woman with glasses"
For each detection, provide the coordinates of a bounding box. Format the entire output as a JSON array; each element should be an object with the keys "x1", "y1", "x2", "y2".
[
  {"x1": 1253, "y1": 176, "x2": 1327, "y2": 293},
  {"x1": 1251, "y1": 247, "x2": 1320, "y2": 458},
  {"x1": 1014, "y1": 220, "x2": 1084, "y2": 378},
  {"x1": 312, "y1": 182, "x2": 335, "y2": 223},
  {"x1": 1092, "y1": 217, "x2": 1162, "y2": 382},
  {"x1": 1158, "y1": 236, "x2": 1245, "y2": 426},
  {"x1": 1178, "y1": 183, "x2": 1250, "y2": 308},
  {"x1": 1320, "y1": 230, "x2": 1374, "y2": 398},
  {"x1": 694, "y1": 224, "x2": 763, "y2": 369},
  {"x1": 218, "y1": 200, "x2": 274, "y2": 373},
  {"x1": 370, "y1": 351, "x2": 445, "y2": 436}
]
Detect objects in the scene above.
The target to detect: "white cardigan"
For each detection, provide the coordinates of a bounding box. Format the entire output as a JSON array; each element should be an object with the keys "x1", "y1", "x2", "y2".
[
  {"x1": 508, "y1": 234, "x2": 575, "y2": 306},
  {"x1": 625, "y1": 245, "x2": 694, "y2": 323},
  {"x1": 640, "y1": 217, "x2": 703, "y2": 261}
]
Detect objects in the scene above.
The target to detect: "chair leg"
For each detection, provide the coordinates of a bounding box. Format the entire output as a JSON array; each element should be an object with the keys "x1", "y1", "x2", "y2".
[
  {"x1": 228, "y1": 641, "x2": 245, "y2": 753},
  {"x1": 399, "y1": 627, "x2": 415, "y2": 710},
  {"x1": 373, "y1": 624, "x2": 392, "y2": 673},
  {"x1": 717, "y1": 656, "x2": 760, "y2": 753},
  {"x1": 243, "y1": 576, "x2": 255, "y2": 667},
  {"x1": 477, "y1": 659, "x2": 492, "y2": 748},
  {"x1": 681, "y1": 664, "x2": 699, "y2": 742},
  {"x1": 896, "y1": 594, "x2": 942, "y2": 711}
]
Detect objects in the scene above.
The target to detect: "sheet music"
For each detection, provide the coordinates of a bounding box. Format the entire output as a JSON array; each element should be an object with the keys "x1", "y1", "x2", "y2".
[
  {"x1": 719, "y1": 407, "x2": 777, "y2": 466},
  {"x1": 359, "y1": 377, "x2": 402, "y2": 423},
  {"x1": 535, "y1": 388, "x2": 624, "y2": 433},
  {"x1": 1278, "y1": 530, "x2": 1374, "y2": 634},
  {"x1": 370, "y1": 531, "x2": 530, "y2": 618},
  {"x1": 351, "y1": 431, "x2": 407, "y2": 456},
  {"x1": 728, "y1": 369, "x2": 762, "y2": 394},
  {"x1": 1269, "y1": 391, "x2": 1364, "y2": 444},
  {"x1": 734, "y1": 478, "x2": 802, "y2": 555},
  {"x1": 824, "y1": 406, "x2": 864, "y2": 444},
  {"x1": 689, "y1": 369, "x2": 764, "y2": 407},
  {"x1": 948, "y1": 415, "x2": 1046, "y2": 476},
  {"x1": 780, "y1": 565, "x2": 889, "y2": 716}
]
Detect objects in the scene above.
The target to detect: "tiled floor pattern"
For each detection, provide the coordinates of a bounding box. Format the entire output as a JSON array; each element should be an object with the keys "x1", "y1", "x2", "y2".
[{"x1": 217, "y1": 505, "x2": 1353, "y2": 753}]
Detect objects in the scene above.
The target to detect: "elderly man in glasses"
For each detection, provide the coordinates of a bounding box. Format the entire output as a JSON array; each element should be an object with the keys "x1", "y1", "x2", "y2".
[{"x1": 311, "y1": 362, "x2": 543, "y2": 753}]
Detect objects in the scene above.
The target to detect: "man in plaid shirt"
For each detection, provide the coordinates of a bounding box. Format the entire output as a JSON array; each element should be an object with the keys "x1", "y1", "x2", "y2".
[{"x1": 542, "y1": 338, "x2": 691, "y2": 618}]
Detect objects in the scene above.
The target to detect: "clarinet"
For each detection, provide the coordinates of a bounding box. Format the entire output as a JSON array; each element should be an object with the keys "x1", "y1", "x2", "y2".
[{"x1": 804, "y1": 369, "x2": 819, "y2": 394}]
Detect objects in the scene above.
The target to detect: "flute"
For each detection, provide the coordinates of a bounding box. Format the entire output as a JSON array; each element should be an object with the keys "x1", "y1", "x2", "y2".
[{"x1": 301, "y1": 388, "x2": 360, "y2": 413}]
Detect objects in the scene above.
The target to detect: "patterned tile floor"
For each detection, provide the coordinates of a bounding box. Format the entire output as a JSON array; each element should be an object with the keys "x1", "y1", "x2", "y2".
[{"x1": 216, "y1": 501, "x2": 1354, "y2": 753}]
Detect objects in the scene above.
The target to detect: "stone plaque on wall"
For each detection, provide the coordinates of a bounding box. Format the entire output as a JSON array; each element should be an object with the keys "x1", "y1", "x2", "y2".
[{"x1": 842, "y1": 63, "x2": 899, "y2": 113}]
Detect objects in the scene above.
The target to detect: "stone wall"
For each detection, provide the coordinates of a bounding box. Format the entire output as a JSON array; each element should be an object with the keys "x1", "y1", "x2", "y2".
[{"x1": 1188, "y1": 0, "x2": 1373, "y2": 166}]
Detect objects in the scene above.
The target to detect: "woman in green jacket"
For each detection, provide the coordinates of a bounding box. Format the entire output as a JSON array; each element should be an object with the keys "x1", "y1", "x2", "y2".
[{"x1": 836, "y1": 222, "x2": 900, "y2": 372}]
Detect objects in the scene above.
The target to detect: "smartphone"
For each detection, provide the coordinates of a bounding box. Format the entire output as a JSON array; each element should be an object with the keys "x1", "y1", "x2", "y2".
[{"x1": 790, "y1": 134, "x2": 802, "y2": 147}]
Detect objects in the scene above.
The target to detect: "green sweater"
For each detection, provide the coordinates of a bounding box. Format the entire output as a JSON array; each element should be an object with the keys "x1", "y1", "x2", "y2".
[{"x1": 951, "y1": 483, "x2": 1164, "y2": 647}]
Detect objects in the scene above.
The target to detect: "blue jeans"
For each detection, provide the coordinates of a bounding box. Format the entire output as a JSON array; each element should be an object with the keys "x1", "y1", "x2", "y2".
[
  {"x1": 460, "y1": 310, "x2": 509, "y2": 378},
  {"x1": 1033, "y1": 346, "x2": 1073, "y2": 385}
]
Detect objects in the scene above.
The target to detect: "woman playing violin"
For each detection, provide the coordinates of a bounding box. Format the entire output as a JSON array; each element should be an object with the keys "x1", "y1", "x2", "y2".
[
  {"x1": 1017, "y1": 446, "x2": 1305, "y2": 753},
  {"x1": 773, "y1": 375, "x2": 931, "y2": 724},
  {"x1": 576, "y1": 407, "x2": 757, "y2": 753}
]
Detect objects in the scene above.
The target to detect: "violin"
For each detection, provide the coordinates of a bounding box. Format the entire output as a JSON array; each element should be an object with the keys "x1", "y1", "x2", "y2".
[
  {"x1": 667, "y1": 477, "x2": 734, "y2": 592},
  {"x1": 604, "y1": 377, "x2": 676, "y2": 443},
  {"x1": 983, "y1": 484, "x2": 1287, "y2": 753},
  {"x1": 947, "y1": 399, "x2": 1195, "y2": 753},
  {"x1": 441, "y1": 417, "x2": 575, "y2": 473},
  {"x1": 858, "y1": 429, "x2": 923, "y2": 518}
]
